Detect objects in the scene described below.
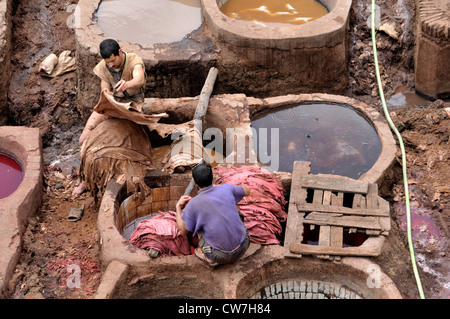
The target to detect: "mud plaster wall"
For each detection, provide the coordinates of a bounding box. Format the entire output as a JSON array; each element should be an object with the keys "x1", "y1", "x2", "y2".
[
  {"x1": 75, "y1": 0, "x2": 351, "y2": 121},
  {"x1": 0, "y1": 0, "x2": 12, "y2": 125},
  {"x1": 75, "y1": 0, "x2": 217, "y2": 121},
  {"x1": 214, "y1": 40, "x2": 348, "y2": 98},
  {"x1": 414, "y1": 0, "x2": 450, "y2": 99}
]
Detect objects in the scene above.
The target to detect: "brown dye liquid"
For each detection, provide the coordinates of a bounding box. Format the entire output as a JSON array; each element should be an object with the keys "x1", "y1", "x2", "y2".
[
  {"x1": 97, "y1": 0, "x2": 202, "y2": 45},
  {"x1": 251, "y1": 103, "x2": 382, "y2": 179},
  {"x1": 220, "y1": 0, "x2": 328, "y2": 26}
]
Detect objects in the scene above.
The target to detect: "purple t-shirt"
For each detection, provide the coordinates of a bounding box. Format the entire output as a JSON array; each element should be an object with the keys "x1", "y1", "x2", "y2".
[{"x1": 181, "y1": 184, "x2": 247, "y2": 252}]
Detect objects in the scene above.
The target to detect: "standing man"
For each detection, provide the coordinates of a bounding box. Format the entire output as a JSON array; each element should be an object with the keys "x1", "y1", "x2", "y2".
[
  {"x1": 176, "y1": 163, "x2": 251, "y2": 267},
  {"x1": 72, "y1": 39, "x2": 146, "y2": 197}
]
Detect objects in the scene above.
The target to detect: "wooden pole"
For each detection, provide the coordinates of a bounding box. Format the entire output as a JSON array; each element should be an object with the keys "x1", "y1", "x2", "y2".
[{"x1": 184, "y1": 67, "x2": 218, "y2": 196}]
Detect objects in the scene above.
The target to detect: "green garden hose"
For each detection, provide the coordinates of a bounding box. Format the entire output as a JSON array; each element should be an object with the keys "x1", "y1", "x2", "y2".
[{"x1": 370, "y1": 0, "x2": 425, "y2": 299}]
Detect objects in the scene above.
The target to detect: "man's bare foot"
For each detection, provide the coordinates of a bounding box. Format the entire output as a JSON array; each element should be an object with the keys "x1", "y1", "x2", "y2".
[
  {"x1": 72, "y1": 180, "x2": 86, "y2": 198},
  {"x1": 194, "y1": 247, "x2": 218, "y2": 268}
]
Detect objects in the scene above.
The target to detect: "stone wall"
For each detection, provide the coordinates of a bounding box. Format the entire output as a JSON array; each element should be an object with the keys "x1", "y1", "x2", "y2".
[
  {"x1": 414, "y1": 0, "x2": 450, "y2": 99},
  {"x1": 0, "y1": 0, "x2": 12, "y2": 125}
]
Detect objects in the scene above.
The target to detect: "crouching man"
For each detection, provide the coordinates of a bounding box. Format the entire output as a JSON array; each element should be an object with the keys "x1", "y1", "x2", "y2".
[{"x1": 176, "y1": 163, "x2": 251, "y2": 267}]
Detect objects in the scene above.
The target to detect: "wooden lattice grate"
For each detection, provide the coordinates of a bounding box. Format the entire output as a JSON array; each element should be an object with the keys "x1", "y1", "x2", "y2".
[{"x1": 284, "y1": 161, "x2": 390, "y2": 259}]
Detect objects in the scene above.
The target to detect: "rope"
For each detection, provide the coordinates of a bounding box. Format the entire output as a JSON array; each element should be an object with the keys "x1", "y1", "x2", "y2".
[{"x1": 370, "y1": 0, "x2": 425, "y2": 299}]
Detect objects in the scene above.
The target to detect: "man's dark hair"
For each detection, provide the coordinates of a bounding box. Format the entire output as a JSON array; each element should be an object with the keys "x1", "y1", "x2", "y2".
[
  {"x1": 99, "y1": 39, "x2": 121, "y2": 59},
  {"x1": 192, "y1": 163, "x2": 213, "y2": 188}
]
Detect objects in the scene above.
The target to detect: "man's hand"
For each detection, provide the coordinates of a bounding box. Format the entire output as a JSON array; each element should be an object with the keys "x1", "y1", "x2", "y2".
[
  {"x1": 114, "y1": 79, "x2": 128, "y2": 92},
  {"x1": 176, "y1": 195, "x2": 192, "y2": 211},
  {"x1": 113, "y1": 64, "x2": 146, "y2": 93}
]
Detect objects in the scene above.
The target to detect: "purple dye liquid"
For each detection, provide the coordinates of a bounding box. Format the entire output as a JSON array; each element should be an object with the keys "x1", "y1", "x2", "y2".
[{"x1": 0, "y1": 153, "x2": 24, "y2": 199}]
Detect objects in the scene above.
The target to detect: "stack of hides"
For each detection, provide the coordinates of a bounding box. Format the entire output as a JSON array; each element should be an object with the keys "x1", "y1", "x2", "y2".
[
  {"x1": 129, "y1": 211, "x2": 194, "y2": 257},
  {"x1": 129, "y1": 166, "x2": 288, "y2": 256},
  {"x1": 214, "y1": 166, "x2": 287, "y2": 245}
]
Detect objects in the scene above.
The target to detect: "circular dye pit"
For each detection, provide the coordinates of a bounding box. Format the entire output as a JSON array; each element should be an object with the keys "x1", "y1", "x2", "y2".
[
  {"x1": 0, "y1": 153, "x2": 24, "y2": 199},
  {"x1": 97, "y1": 0, "x2": 202, "y2": 45},
  {"x1": 220, "y1": 0, "x2": 328, "y2": 26},
  {"x1": 251, "y1": 103, "x2": 382, "y2": 179}
]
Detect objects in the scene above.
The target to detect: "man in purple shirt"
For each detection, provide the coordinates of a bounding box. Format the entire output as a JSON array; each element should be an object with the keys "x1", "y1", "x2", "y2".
[{"x1": 176, "y1": 163, "x2": 250, "y2": 267}]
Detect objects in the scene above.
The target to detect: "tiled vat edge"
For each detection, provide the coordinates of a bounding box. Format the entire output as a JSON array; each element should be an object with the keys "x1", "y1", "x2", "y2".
[
  {"x1": 0, "y1": 126, "x2": 43, "y2": 298},
  {"x1": 97, "y1": 173, "x2": 200, "y2": 268}
]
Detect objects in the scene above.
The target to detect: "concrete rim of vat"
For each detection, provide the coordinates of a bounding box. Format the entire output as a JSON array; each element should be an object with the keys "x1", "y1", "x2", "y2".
[
  {"x1": 75, "y1": 0, "x2": 210, "y2": 57},
  {"x1": 201, "y1": 0, "x2": 353, "y2": 49},
  {"x1": 75, "y1": 0, "x2": 156, "y2": 55},
  {"x1": 0, "y1": 126, "x2": 43, "y2": 298},
  {"x1": 94, "y1": 244, "x2": 402, "y2": 299},
  {"x1": 235, "y1": 246, "x2": 403, "y2": 299}
]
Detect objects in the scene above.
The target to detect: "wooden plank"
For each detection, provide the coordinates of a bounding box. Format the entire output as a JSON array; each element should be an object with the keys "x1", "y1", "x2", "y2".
[
  {"x1": 289, "y1": 242, "x2": 381, "y2": 257},
  {"x1": 323, "y1": 190, "x2": 332, "y2": 205},
  {"x1": 366, "y1": 183, "x2": 391, "y2": 234},
  {"x1": 313, "y1": 189, "x2": 323, "y2": 205},
  {"x1": 330, "y1": 226, "x2": 343, "y2": 248},
  {"x1": 318, "y1": 225, "x2": 331, "y2": 259},
  {"x1": 284, "y1": 212, "x2": 305, "y2": 258},
  {"x1": 193, "y1": 67, "x2": 218, "y2": 120},
  {"x1": 296, "y1": 203, "x2": 388, "y2": 217},
  {"x1": 301, "y1": 175, "x2": 369, "y2": 194},
  {"x1": 366, "y1": 183, "x2": 379, "y2": 209},
  {"x1": 284, "y1": 161, "x2": 312, "y2": 258},
  {"x1": 290, "y1": 161, "x2": 311, "y2": 206},
  {"x1": 331, "y1": 191, "x2": 343, "y2": 206},
  {"x1": 352, "y1": 193, "x2": 366, "y2": 209},
  {"x1": 304, "y1": 212, "x2": 382, "y2": 230},
  {"x1": 378, "y1": 198, "x2": 391, "y2": 233},
  {"x1": 292, "y1": 161, "x2": 312, "y2": 176},
  {"x1": 318, "y1": 225, "x2": 331, "y2": 246}
]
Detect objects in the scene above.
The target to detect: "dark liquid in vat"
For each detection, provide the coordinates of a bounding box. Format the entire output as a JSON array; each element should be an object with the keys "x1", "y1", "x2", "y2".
[
  {"x1": 251, "y1": 103, "x2": 382, "y2": 179},
  {"x1": 0, "y1": 153, "x2": 24, "y2": 199}
]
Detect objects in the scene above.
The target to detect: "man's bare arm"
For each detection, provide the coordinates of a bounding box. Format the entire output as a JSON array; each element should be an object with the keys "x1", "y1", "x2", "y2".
[
  {"x1": 176, "y1": 195, "x2": 191, "y2": 236},
  {"x1": 78, "y1": 80, "x2": 111, "y2": 145},
  {"x1": 114, "y1": 64, "x2": 145, "y2": 92}
]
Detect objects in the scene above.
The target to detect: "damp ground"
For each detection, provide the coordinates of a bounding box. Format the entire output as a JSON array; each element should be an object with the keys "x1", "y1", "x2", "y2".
[{"x1": 5, "y1": 0, "x2": 450, "y2": 299}]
